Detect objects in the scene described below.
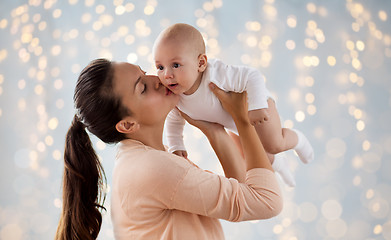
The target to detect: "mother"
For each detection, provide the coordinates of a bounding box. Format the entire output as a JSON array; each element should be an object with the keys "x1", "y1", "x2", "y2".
[{"x1": 55, "y1": 59, "x2": 283, "y2": 240}]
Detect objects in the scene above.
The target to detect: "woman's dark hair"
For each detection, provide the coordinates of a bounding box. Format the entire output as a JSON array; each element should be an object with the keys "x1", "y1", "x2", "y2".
[{"x1": 56, "y1": 59, "x2": 130, "y2": 240}]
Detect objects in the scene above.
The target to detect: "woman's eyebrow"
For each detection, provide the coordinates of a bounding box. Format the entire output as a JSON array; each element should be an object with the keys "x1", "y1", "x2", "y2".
[{"x1": 133, "y1": 76, "x2": 141, "y2": 93}]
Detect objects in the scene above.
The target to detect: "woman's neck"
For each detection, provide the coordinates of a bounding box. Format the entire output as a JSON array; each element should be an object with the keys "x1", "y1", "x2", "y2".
[{"x1": 127, "y1": 123, "x2": 165, "y2": 151}]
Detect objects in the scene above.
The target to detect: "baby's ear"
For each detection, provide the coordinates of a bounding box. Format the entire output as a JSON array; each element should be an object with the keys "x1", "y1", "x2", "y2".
[{"x1": 198, "y1": 54, "x2": 208, "y2": 72}]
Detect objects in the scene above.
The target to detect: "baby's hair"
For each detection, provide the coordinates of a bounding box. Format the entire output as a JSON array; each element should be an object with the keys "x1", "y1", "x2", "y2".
[{"x1": 155, "y1": 23, "x2": 206, "y2": 56}]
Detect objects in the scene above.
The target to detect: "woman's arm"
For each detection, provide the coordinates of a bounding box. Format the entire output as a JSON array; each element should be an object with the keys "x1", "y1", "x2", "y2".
[
  {"x1": 209, "y1": 83, "x2": 273, "y2": 172},
  {"x1": 178, "y1": 110, "x2": 246, "y2": 182}
]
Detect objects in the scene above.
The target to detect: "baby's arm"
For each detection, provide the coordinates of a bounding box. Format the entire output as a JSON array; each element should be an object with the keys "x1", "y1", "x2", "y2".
[{"x1": 165, "y1": 108, "x2": 187, "y2": 157}]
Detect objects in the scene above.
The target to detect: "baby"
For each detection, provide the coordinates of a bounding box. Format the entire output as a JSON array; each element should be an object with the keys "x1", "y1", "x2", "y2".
[{"x1": 153, "y1": 23, "x2": 314, "y2": 187}]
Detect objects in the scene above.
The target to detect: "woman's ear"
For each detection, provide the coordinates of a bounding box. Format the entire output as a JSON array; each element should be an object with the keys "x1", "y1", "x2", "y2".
[
  {"x1": 198, "y1": 54, "x2": 208, "y2": 72},
  {"x1": 115, "y1": 117, "x2": 140, "y2": 134}
]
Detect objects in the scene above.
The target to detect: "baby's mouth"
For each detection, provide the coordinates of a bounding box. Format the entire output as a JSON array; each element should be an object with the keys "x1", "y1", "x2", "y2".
[{"x1": 168, "y1": 83, "x2": 178, "y2": 89}]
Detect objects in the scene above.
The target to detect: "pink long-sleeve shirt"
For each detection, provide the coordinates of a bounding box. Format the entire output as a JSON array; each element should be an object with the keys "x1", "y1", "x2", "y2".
[{"x1": 111, "y1": 139, "x2": 283, "y2": 240}]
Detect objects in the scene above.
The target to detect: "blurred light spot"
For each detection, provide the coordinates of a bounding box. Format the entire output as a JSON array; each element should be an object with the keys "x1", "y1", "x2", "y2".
[
  {"x1": 85, "y1": 0, "x2": 94, "y2": 7},
  {"x1": 34, "y1": 84, "x2": 44, "y2": 95},
  {"x1": 48, "y1": 117, "x2": 59, "y2": 130},
  {"x1": 263, "y1": 4, "x2": 277, "y2": 18},
  {"x1": 326, "y1": 219, "x2": 347, "y2": 238},
  {"x1": 326, "y1": 138, "x2": 346, "y2": 158},
  {"x1": 307, "y1": 104, "x2": 316, "y2": 115},
  {"x1": 362, "y1": 152, "x2": 381, "y2": 173},
  {"x1": 127, "y1": 53, "x2": 138, "y2": 63},
  {"x1": 0, "y1": 224, "x2": 23, "y2": 240},
  {"x1": 0, "y1": 19, "x2": 8, "y2": 29},
  {"x1": 298, "y1": 202, "x2": 318, "y2": 222},
  {"x1": 352, "y1": 156, "x2": 363, "y2": 169},
  {"x1": 125, "y1": 3, "x2": 135, "y2": 12},
  {"x1": 374, "y1": 224, "x2": 382, "y2": 235},
  {"x1": 284, "y1": 119, "x2": 294, "y2": 129},
  {"x1": 245, "y1": 21, "x2": 261, "y2": 31},
  {"x1": 96, "y1": 139, "x2": 106, "y2": 150},
  {"x1": 353, "y1": 175, "x2": 361, "y2": 186},
  {"x1": 125, "y1": 35, "x2": 135, "y2": 45},
  {"x1": 305, "y1": 93, "x2": 315, "y2": 103},
  {"x1": 369, "y1": 198, "x2": 389, "y2": 219},
  {"x1": 286, "y1": 40, "x2": 295, "y2": 50},
  {"x1": 378, "y1": 10, "x2": 387, "y2": 21},
  {"x1": 18, "y1": 98, "x2": 26, "y2": 111},
  {"x1": 53, "y1": 9, "x2": 62, "y2": 18},
  {"x1": 53, "y1": 150, "x2": 61, "y2": 160},
  {"x1": 295, "y1": 111, "x2": 305, "y2": 122},
  {"x1": 37, "y1": 141, "x2": 46, "y2": 152},
  {"x1": 54, "y1": 198, "x2": 62, "y2": 208},
  {"x1": 36, "y1": 70, "x2": 45, "y2": 81},
  {"x1": 356, "y1": 40, "x2": 365, "y2": 51},
  {"x1": 306, "y1": 3, "x2": 316, "y2": 13},
  {"x1": 366, "y1": 189, "x2": 374, "y2": 199},
  {"x1": 54, "y1": 79, "x2": 63, "y2": 90},
  {"x1": 246, "y1": 36, "x2": 257, "y2": 47},
  {"x1": 137, "y1": 45, "x2": 149, "y2": 56},
  {"x1": 45, "y1": 135, "x2": 54, "y2": 146},
  {"x1": 56, "y1": 99, "x2": 64, "y2": 109},
  {"x1": 327, "y1": 56, "x2": 336, "y2": 66},
  {"x1": 273, "y1": 224, "x2": 283, "y2": 234},
  {"x1": 96, "y1": 4, "x2": 105, "y2": 14},
  {"x1": 287, "y1": 15, "x2": 297, "y2": 28},
  {"x1": 356, "y1": 120, "x2": 365, "y2": 131},
  {"x1": 144, "y1": 5, "x2": 155, "y2": 15},
  {"x1": 362, "y1": 140, "x2": 370, "y2": 151},
  {"x1": 71, "y1": 64, "x2": 80, "y2": 73}
]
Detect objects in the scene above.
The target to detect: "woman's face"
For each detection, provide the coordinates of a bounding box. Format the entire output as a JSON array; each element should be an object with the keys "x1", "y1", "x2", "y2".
[{"x1": 113, "y1": 62, "x2": 179, "y2": 126}]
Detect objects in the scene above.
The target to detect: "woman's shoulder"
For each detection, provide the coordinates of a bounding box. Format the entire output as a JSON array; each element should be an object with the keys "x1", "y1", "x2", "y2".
[{"x1": 115, "y1": 139, "x2": 194, "y2": 181}]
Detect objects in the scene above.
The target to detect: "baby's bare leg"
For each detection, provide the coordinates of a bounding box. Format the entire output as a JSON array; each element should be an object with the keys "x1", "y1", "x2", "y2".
[
  {"x1": 228, "y1": 130, "x2": 296, "y2": 187},
  {"x1": 253, "y1": 98, "x2": 298, "y2": 154}
]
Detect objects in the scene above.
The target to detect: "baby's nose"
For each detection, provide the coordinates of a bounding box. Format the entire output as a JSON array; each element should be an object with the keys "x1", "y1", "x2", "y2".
[{"x1": 164, "y1": 69, "x2": 173, "y2": 79}]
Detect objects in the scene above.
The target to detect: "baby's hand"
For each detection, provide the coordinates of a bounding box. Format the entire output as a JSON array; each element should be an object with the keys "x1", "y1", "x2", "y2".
[
  {"x1": 173, "y1": 150, "x2": 188, "y2": 159},
  {"x1": 248, "y1": 108, "x2": 270, "y2": 125}
]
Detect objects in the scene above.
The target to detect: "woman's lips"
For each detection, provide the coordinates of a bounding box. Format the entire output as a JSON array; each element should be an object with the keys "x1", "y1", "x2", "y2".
[{"x1": 165, "y1": 87, "x2": 174, "y2": 95}]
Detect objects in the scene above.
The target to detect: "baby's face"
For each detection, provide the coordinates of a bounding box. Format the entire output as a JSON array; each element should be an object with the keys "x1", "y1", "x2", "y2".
[{"x1": 154, "y1": 38, "x2": 201, "y2": 95}]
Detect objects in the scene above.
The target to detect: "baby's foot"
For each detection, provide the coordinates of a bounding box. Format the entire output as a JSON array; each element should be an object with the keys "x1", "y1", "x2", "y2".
[
  {"x1": 293, "y1": 129, "x2": 314, "y2": 164},
  {"x1": 272, "y1": 153, "x2": 296, "y2": 187}
]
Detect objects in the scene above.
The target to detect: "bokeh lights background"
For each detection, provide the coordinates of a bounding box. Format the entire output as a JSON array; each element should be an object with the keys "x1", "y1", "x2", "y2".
[{"x1": 1, "y1": 0, "x2": 391, "y2": 239}]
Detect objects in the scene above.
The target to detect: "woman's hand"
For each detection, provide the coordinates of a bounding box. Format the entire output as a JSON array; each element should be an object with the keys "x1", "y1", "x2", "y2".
[
  {"x1": 208, "y1": 83, "x2": 249, "y2": 124},
  {"x1": 177, "y1": 108, "x2": 246, "y2": 182},
  {"x1": 209, "y1": 83, "x2": 272, "y2": 171}
]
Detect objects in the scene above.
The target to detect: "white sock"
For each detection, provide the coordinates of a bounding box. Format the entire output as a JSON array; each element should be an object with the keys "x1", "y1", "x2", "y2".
[
  {"x1": 272, "y1": 153, "x2": 296, "y2": 187},
  {"x1": 292, "y1": 129, "x2": 314, "y2": 164}
]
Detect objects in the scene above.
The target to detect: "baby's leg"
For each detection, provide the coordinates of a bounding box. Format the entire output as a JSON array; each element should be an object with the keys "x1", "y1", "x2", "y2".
[
  {"x1": 228, "y1": 131, "x2": 296, "y2": 187},
  {"x1": 253, "y1": 98, "x2": 314, "y2": 163},
  {"x1": 253, "y1": 98, "x2": 298, "y2": 154}
]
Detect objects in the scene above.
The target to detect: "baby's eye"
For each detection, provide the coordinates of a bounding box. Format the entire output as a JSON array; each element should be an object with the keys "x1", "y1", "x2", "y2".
[
  {"x1": 173, "y1": 63, "x2": 180, "y2": 68},
  {"x1": 157, "y1": 65, "x2": 164, "y2": 71},
  {"x1": 141, "y1": 83, "x2": 147, "y2": 94}
]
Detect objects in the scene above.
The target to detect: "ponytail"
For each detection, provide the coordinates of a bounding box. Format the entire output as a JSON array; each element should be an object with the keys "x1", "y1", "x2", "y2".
[{"x1": 56, "y1": 115, "x2": 107, "y2": 240}]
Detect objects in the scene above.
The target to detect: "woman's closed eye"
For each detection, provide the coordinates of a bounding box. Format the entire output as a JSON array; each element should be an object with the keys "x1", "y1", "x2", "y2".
[{"x1": 141, "y1": 83, "x2": 147, "y2": 94}]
